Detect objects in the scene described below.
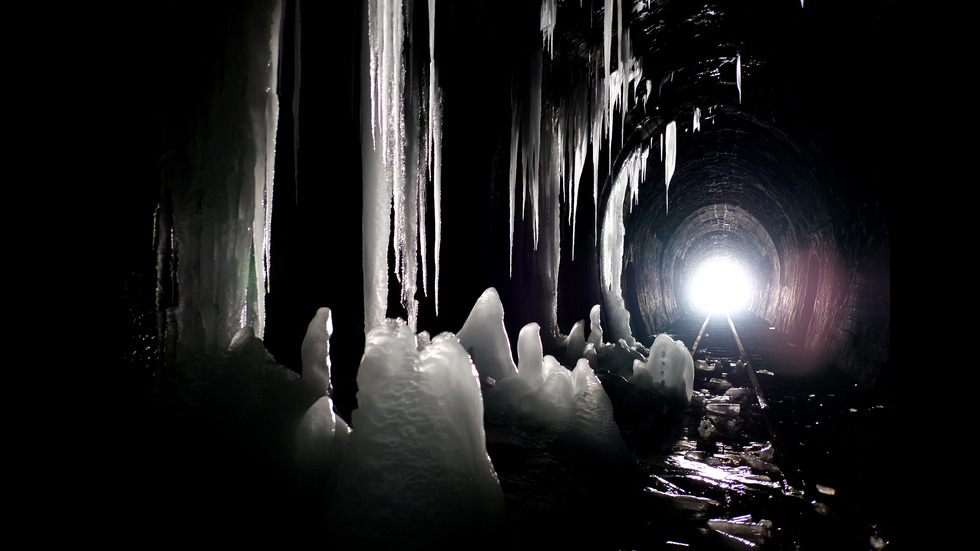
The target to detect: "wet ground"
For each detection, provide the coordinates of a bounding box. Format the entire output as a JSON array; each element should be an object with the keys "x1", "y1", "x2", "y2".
[{"x1": 487, "y1": 311, "x2": 898, "y2": 550}]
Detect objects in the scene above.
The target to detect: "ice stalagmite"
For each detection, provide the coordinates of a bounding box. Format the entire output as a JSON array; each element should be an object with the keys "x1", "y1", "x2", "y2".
[
  {"x1": 632, "y1": 333, "x2": 695, "y2": 405},
  {"x1": 457, "y1": 288, "x2": 519, "y2": 384},
  {"x1": 300, "y1": 307, "x2": 334, "y2": 396},
  {"x1": 295, "y1": 307, "x2": 350, "y2": 493}
]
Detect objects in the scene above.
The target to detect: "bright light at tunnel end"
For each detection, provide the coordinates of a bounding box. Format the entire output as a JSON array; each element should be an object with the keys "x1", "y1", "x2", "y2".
[{"x1": 689, "y1": 257, "x2": 754, "y2": 314}]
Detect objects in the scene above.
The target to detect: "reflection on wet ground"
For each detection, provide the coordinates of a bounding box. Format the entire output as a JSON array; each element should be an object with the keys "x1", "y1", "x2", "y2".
[
  {"x1": 632, "y1": 312, "x2": 895, "y2": 550},
  {"x1": 488, "y1": 311, "x2": 896, "y2": 550}
]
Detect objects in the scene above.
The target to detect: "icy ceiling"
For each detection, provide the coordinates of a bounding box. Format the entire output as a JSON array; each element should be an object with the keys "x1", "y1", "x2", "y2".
[
  {"x1": 356, "y1": 0, "x2": 893, "y2": 369},
  {"x1": 136, "y1": 0, "x2": 894, "y2": 394}
]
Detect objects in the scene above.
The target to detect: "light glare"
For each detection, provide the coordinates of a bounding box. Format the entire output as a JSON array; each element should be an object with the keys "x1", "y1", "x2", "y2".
[{"x1": 689, "y1": 257, "x2": 753, "y2": 313}]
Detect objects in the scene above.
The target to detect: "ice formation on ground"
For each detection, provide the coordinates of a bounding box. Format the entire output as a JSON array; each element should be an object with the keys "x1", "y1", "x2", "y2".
[
  {"x1": 632, "y1": 333, "x2": 695, "y2": 405},
  {"x1": 484, "y1": 314, "x2": 631, "y2": 461},
  {"x1": 328, "y1": 318, "x2": 504, "y2": 549},
  {"x1": 457, "y1": 288, "x2": 519, "y2": 385},
  {"x1": 299, "y1": 307, "x2": 333, "y2": 396}
]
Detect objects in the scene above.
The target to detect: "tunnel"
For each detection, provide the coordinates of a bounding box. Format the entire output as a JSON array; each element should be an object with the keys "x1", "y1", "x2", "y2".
[{"x1": 106, "y1": 0, "x2": 901, "y2": 549}]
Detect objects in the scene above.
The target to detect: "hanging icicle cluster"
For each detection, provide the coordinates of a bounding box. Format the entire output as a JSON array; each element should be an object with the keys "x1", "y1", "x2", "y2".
[
  {"x1": 508, "y1": 0, "x2": 646, "y2": 276},
  {"x1": 362, "y1": 0, "x2": 442, "y2": 334}
]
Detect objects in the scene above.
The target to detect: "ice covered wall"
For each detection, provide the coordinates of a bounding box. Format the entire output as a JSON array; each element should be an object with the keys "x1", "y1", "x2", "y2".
[{"x1": 158, "y1": 0, "x2": 284, "y2": 356}]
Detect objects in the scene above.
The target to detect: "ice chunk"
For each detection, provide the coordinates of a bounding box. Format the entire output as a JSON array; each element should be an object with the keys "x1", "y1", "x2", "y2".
[
  {"x1": 300, "y1": 307, "x2": 333, "y2": 396},
  {"x1": 457, "y1": 288, "x2": 519, "y2": 384},
  {"x1": 707, "y1": 517, "x2": 774, "y2": 548},
  {"x1": 330, "y1": 319, "x2": 504, "y2": 548},
  {"x1": 631, "y1": 333, "x2": 694, "y2": 404}
]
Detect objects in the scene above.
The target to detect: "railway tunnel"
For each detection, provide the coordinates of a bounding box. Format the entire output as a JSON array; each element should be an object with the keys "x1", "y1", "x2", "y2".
[{"x1": 112, "y1": 0, "x2": 899, "y2": 549}]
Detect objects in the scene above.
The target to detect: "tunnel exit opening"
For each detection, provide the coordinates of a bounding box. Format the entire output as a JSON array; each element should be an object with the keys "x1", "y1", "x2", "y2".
[{"x1": 688, "y1": 256, "x2": 754, "y2": 314}]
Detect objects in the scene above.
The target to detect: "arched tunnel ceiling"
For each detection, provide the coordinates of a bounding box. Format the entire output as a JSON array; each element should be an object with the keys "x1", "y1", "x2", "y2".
[{"x1": 577, "y1": 0, "x2": 895, "y2": 346}]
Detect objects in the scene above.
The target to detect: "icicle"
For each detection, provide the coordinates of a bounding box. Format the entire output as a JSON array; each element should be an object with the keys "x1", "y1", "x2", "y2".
[
  {"x1": 401, "y1": 1, "x2": 422, "y2": 332},
  {"x1": 362, "y1": 0, "x2": 391, "y2": 333},
  {"x1": 508, "y1": 87, "x2": 521, "y2": 277},
  {"x1": 736, "y1": 52, "x2": 742, "y2": 104},
  {"x1": 592, "y1": 63, "x2": 603, "y2": 246},
  {"x1": 362, "y1": 0, "x2": 442, "y2": 331},
  {"x1": 693, "y1": 106, "x2": 701, "y2": 132},
  {"x1": 664, "y1": 120, "x2": 676, "y2": 213},
  {"x1": 541, "y1": 0, "x2": 557, "y2": 58},
  {"x1": 523, "y1": 50, "x2": 543, "y2": 250},
  {"x1": 432, "y1": 82, "x2": 443, "y2": 316},
  {"x1": 292, "y1": 0, "x2": 301, "y2": 204},
  {"x1": 426, "y1": 0, "x2": 438, "y2": 299},
  {"x1": 570, "y1": 90, "x2": 589, "y2": 259},
  {"x1": 603, "y1": 0, "x2": 613, "y2": 167},
  {"x1": 251, "y1": 0, "x2": 284, "y2": 340},
  {"x1": 599, "y1": 142, "x2": 651, "y2": 347}
]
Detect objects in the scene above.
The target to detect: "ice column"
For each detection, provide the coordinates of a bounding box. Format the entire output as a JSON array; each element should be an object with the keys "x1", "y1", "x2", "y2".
[
  {"x1": 159, "y1": 0, "x2": 283, "y2": 355},
  {"x1": 599, "y1": 140, "x2": 655, "y2": 347},
  {"x1": 362, "y1": 0, "x2": 443, "y2": 333}
]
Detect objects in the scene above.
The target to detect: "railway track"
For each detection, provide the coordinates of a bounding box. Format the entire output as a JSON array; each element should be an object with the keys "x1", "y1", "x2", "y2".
[
  {"x1": 616, "y1": 310, "x2": 894, "y2": 550},
  {"x1": 623, "y1": 312, "x2": 828, "y2": 549}
]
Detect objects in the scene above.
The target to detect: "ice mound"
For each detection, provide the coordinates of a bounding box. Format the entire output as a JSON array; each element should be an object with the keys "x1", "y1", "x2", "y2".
[
  {"x1": 490, "y1": 322, "x2": 626, "y2": 455},
  {"x1": 631, "y1": 333, "x2": 695, "y2": 404},
  {"x1": 457, "y1": 287, "x2": 519, "y2": 385},
  {"x1": 328, "y1": 318, "x2": 504, "y2": 549}
]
